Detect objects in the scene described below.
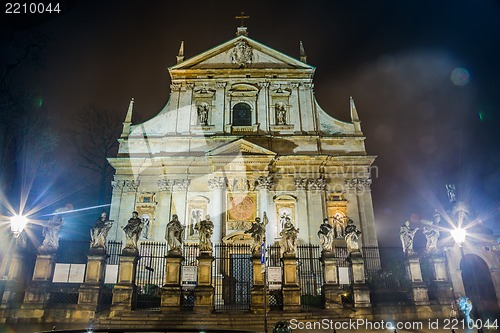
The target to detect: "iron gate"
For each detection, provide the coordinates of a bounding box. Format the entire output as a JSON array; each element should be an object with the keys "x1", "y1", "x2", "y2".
[
  {"x1": 297, "y1": 244, "x2": 324, "y2": 308},
  {"x1": 134, "y1": 241, "x2": 167, "y2": 310},
  {"x1": 213, "y1": 243, "x2": 252, "y2": 310}
]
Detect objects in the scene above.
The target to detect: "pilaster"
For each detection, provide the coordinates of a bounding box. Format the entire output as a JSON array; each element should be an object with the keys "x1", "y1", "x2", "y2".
[{"x1": 208, "y1": 177, "x2": 226, "y2": 241}]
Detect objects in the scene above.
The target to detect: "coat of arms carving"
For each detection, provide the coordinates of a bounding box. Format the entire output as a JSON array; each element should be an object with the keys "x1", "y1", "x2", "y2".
[{"x1": 231, "y1": 40, "x2": 253, "y2": 68}]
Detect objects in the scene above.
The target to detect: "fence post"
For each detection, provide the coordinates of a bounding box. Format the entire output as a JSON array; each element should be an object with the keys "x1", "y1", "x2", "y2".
[
  {"x1": 251, "y1": 254, "x2": 265, "y2": 312},
  {"x1": 194, "y1": 252, "x2": 214, "y2": 313},
  {"x1": 350, "y1": 252, "x2": 371, "y2": 308},
  {"x1": 77, "y1": 248, "x2": 107, "y2": 312},
  {"x1": 161, "y1": 253, "x2": 183, "y2": 310},
  {"x1": 281, "y1": 253, "x2": 301, "y2": 311},
  {"x1": 406, "y1": 254, "x2": 430, "y2": 305},
  {"x1": 321, "y1": 252, "x2": 343, "y2": 309},
  {"x1": 0, "y1": 241, "x2": 29, "y2": 311},
  {"x1": 22, "y1": 252, "x2": 57, "y2": 310},
  {"x1": 426, "y1": 255, "x2": 454, "y2": 304},
  {"x1": 111, "y1": 251, "x2": 139, "y2": 315}
]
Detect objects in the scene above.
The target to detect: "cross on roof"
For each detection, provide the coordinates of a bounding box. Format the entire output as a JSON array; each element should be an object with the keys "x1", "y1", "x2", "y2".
[{"x1": 235, "y1": 12, "x2": 249, "y2": 27}]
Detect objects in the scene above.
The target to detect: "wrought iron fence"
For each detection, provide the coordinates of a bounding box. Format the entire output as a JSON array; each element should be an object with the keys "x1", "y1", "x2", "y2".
[
  {"x1": 106, "y1": 241, "x2": 122, "y2": 265},
  {"x1": 213, "y1": 243, "x2": 252, "y2": 311},
  {"x1": 57, "y1": 240, "x2": 90, "y2": 264},
  {"x1": 134, "y1": 241, "x2": 167, "y2": 310},
  {"x1": 266, "y1": 244, "x2": 282, "y2": 309},
  {"x1": 297, "y1": 244, "x2": 324, "y2": 308},
  {"x1": 180, "y1": 244, "x2": 198, "y2": 309}
]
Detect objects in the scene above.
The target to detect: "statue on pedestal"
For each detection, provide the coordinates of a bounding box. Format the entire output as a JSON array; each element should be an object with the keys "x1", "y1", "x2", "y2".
[
  {"x1": 166, "y1": 214, "x2": 185, "y2": 255},
  {"x1": 196, "y1": 214, "x2": 214, "y2": 252},
  {"x1": 123, "y1": 211, "x2": 143, "y2": 253},
  {"x1": 275, "y1": 102, "x2": 287, "y2": 125},
  {"x1": 245, "y1": 213, "x2": 268, "y2": 255},
  {"x1": 280, "y1": 217, "x2": 299, "y2": 255},
  {"x1": 197, "y1": 103, "x2": 209, "y2": 126},
  {"x1": 318, "y1": 218, "x2": 335, "y2": 252},
  {"x1": 90, "y1": 211, "x2": 113, "y2": 250},
  {"x1": 332, "y1": 213, "x2": 345, "y2": 238},
  {"x1": 344, "y1": 219, "x2": 361, "y2": 254},
  {"x1": 421, "y1": 211, "x2": 441, "y2": 255},
  {"x1": 400, "y1": 220, "x2": 418, "y2": 255},
  {"x1": 39, "y1": 204, "x2": 72, "y2": 252}
]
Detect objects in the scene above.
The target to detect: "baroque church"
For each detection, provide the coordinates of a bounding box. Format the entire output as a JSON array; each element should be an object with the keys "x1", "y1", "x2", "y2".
[{"x1": 107, "y1": 25, "x2": 378, "y2": 250}]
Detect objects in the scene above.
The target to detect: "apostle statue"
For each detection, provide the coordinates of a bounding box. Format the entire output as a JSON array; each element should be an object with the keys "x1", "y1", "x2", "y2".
[
  {"x1": 421, "y1": 211, "x2": 441, "y2": 255},
  {"x1": 332, "y1": 213, "x2": 345, "y2": 238},
  {"x1": 122, "y1": 211, "x2": 143, "y2": 253},
  {"x1": 197, "y1": 103, "x2": 209, "y2": 126},
  {"x1": 280, "y1": 217, "x2": 299, "y2": 255},
  {"x1": 344, "y1": 219, "x2": 362, "y2": 254},
  {"x1": 90, "y1": 211, "x2": 113, "y2": 250},
  {"x1": 195, "y1": 214, "x2": 214, "y2": 252},
  {"x1": 245, "y1": 213, "x2": 268, "y2": 255},
  {"x1": 275, "y1": 102, "x2": 287, "y2": 125},
  {"x1": 39, "y1": 204, "x2": 72, "y2": 252},
  {"x1": 166, "y1": 214, "x2": 185, "y2": 255},
  {"x1": 318, "y1": 218, "x2": 335, "y2": 253},
  {"x1": 400, "y1": 220, "x2": 419, "y2": 255}
]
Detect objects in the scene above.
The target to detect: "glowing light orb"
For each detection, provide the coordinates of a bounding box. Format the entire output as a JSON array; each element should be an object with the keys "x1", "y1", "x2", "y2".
[
  {"x1": 10, "y1": 214, "x2": 28, "y2": 238},
  {"x1": 450, "y1": 67, "x2": 470, "y2": 86},
  {"x1": 451, "y1": 228, "x2": 467, "y2": 246}
]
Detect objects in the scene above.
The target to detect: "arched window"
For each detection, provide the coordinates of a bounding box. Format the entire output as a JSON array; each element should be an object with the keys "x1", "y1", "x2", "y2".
[{"x1": 232, "y1": 103, "x2": 252, "y2": 126}]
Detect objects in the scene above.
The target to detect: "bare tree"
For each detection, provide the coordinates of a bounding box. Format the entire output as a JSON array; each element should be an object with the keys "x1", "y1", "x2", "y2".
[{"x1": 71, "y1": 104, "x2": 122, "y2": 205}]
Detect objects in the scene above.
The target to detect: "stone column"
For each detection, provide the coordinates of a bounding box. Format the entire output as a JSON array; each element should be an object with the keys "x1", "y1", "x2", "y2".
[
  {"x1": 214, "y1": 82, "x2": 226, "y2": 133},
  {"x1": 156, "y1": 179, "x2": 174, "y2": 239},
  {"x1": 111, "y1": 180, "x2": 139, "y2": 242},
  {"x1": 1, "y1": 240, "x2": 29, "y2": 309},
  {"x1": 208, "y1": 177, "x2": 226, "y2": 242},
  {"x1": 250, "y1": 256, "x2": 265, "y2": 312},
  {"x1": 111, "y1": 252, "x2": 139, "y2": 314},
  {"x1": 321, "y1": 252, "x2": 343, "y2": 309},
  {"x1": 161, "y1": 254, "x2": 183, "y2": 310},
  {"x1": 407, "y1": 254, "x2": 430, "y2": 305},
  {"x1": 294, "y1": 178, "x2": 309, "y2": 242},
  {"x1": 77, "y1": 250, "x2": 107, "y2": 311},
  {"x1": 256, "y1": 176, "x2": 273, "y2": 241},
  {"x1": 194, "y1": 252, "x2": 214, "y2": 313},
  {"x1": 171, "y1": 179, "x2": 190, "y2": 227},
  {"x1": 345, "y1": 178, "x2": 377, "y2": 247},
  {"x1": 281, "y1": 254, "x2": 301, "y2": 311},
  {"x1": 308, "y1": 178, "x2": 327, "y2": 244},
  {"x1": 22, "y1": 252, "x2": 57, "y2": 309},
  {"x1": 427, "y1": 254, "x2": 454, "y2": 304},
  {"x1": 350, "y1": 252, "x2": 371, "y2": 308}
]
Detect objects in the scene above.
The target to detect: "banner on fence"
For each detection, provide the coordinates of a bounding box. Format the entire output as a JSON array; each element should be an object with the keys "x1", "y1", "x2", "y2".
[
  {"x1": 53, "y1": 263, "x2": 85, "y2": 283},
  {"x1": 267, "y1": 266, "x2": 282, "y2": 290},
  {"x1": 181, "y1": 266, "x2": 197, "y2": 290},
  {"x1": 339, "y1": 267, "x2": 350, "y2": 285},
  {"x1": 104, "y1": 264, "x2": 119, "y2": 284}
]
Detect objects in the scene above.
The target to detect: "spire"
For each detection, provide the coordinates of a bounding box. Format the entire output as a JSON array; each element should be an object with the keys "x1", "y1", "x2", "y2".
[
  {"x1": 176, "y1": 41, "x2": 184, "y2": 64},
  {"x1": 350, "y1": 96, "x2": 362, "y2": 133},
  {"x1": 299, "y1": 41, "x2": 307, "y2": 63},
  {"x1": 121, "y1": 98, "x2": 134, "y2": 138},
  {"x1": 235, "y1": 12, "x2": 249, "y2": 36}
]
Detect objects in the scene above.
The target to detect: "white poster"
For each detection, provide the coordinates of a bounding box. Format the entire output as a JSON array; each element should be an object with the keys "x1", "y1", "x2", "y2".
[
  {"x1": 339, "y1": 267, "x2": 350, "y2": 285},
  {"x1": 181, "y1": 266, "x2": 197, "y2": 290},
  {"x1": 68, "y1": 264, "x2": 86, "y2": 283},
  {"x1": 267, "y1": 266, "x2": 282, "y2": 290},
  {"x1": 53, "y1": 263, "x2": 71, "y2": 283},
  {"x1": 104, "y1": 265, "x2": 119, "y2": 284}
]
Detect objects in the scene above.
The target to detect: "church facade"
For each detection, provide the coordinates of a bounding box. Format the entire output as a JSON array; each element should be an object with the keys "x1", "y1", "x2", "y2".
[{"x1": 107, "y1": 27, "x2": 378, "y2": 250}]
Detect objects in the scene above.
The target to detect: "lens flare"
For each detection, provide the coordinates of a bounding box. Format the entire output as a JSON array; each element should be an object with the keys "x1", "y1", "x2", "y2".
[{"x1": 450, "y1": 67, "x2": 470, "y2": 86}]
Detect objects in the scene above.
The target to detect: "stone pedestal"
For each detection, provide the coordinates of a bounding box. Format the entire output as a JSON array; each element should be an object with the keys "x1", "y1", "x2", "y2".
[
  {"x1": 350, "y1": 253, "x2": 371, "y2": 308},
  {"x1": 251, "y1": 256, "x2": 265, "y2": 311},
  {"x1": 194, "y1": 252, "x2": 214, "y2": 313},
  {"x1": 78, "y1": 252, "x2": 107, "y2": 311},
  {"x1": 321, "y1": 253, "x2": 343, "y2": 309},
  {"x1": 427, "y1": 255, "x2": 454, "y2": 304},
  {"x1": 407, "y1": 255, "x2": 429, "y2": 305},
  {"x1": 111, "y1": 253, "x2": 139, "y2": 313},
  {"x1": 161, "y1": 254, "x2": 183, "y2": 310},
  {"x1": 22, "y1": 253, "x2": 56, "y2": 309},
  {"x1": 1, "y1": 247, "x2": 28, "y2": 309},
  {"x1": 281, "y1": 255, "x2": 300, "y2": 311}
]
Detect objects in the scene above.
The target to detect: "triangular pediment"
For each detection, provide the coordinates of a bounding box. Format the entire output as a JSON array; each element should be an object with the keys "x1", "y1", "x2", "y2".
[
  {"x1": 206, "y1": 139, "x2": 276, "y2": 156},
  {"x1": 170, "y1": 35, "x2": 314, "y2": 71}
]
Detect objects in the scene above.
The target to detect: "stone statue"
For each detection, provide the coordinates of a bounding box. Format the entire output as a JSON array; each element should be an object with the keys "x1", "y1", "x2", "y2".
[
  {"x1": 280, "y1": 217, "x2": 299, "y2": 255},
  {"x1": 344, "y1": 219, "x2": 362, "y2": 254},
  {"x1": 400, "y1": 220, "x2": 419, "y2": 255},
  {"x1": 318, "y1": 218, "x2": 335, "y2": 252},
  {"x1": 197, "y1": 103, "x2": 209, "y2": 126},
  {"x1": 245, "y1": 213, "x2": 268, "y2": 255},
  {"x1": 332, "y1": 213, "x2": 345, "y2": 238},
  {"x1": 141, "y1": 215, "x2": 150, "y2": 239},
  {"x1": 122, "y1": 211, "x2": 143, "y2": 253},
  {"x1": 196, "y1": 214, "x2": 214, "y2": 252},
  {"x1": 446, "y1": 184, "x2": 456, "y2": 203},
  {"x1": 456, "y1": 295, "x2": 473, "y2": 326},
  {"x1": 90, "y1": 211, "x2": 113, "y2": 250},
  {"x1": 165, "y1": 214, "x2": 185, "y2": 255},
  {"x1": 275, "y1": 102, "x2": 287, "y2": 125},
  {"x1": 421, "y1": 211, "x2": 441, "y2": 255},
  {"x1": 39, "y1": 204, "x2": 72, "y2": 252}
]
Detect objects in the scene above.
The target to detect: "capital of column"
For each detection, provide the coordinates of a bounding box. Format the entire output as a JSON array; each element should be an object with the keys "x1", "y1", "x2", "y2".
[
  {"x1": 170, "y1": 83, "x2": 181, "y2": 92},
  {"x1": 158, "y1": 178, "x2": 175, "y2": 192},
  {"x1": 173, "y1": 179, "x2": 191, "y2": 191},
  {"x1": 345, "y1": 178, "x2": 372, "y2": 193},
  {"x1": 299, "y1": 82, "x2": 314, "y2": 90},
  {"x1": 294, "y1": 177, "x2": 327, "y2": 191},
  {"x1": 215, "y1": 82, "x2": 227, "y2": 89},
  {"x1": 208, "y1": 177, "x2": 227, "y2": 190},
  {"x1": 122, "y1": 180, "x2": 140, "y2": 193},
  {"x1": 257, "y1": 81, "x2": 270, "y2": 89},
  {"x1": 111, "y1": 179, "x2": 125, "y2": 193},
  {"x1": 255, "y1": 175, "x2": 274, "y2": 190}
]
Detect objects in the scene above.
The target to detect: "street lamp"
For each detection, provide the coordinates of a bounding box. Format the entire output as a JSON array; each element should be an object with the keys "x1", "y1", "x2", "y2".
[
  {"x1": 10, "y1": 214, "x2": 28, "y2": 238},
  {"x1": 450, "y1": 228, "x2": 467, "y2": 247}
]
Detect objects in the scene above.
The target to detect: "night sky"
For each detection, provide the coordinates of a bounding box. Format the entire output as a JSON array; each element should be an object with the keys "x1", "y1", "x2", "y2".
[{"x1": 2, "y1": 0, "x2": 499, "y2": 245}]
